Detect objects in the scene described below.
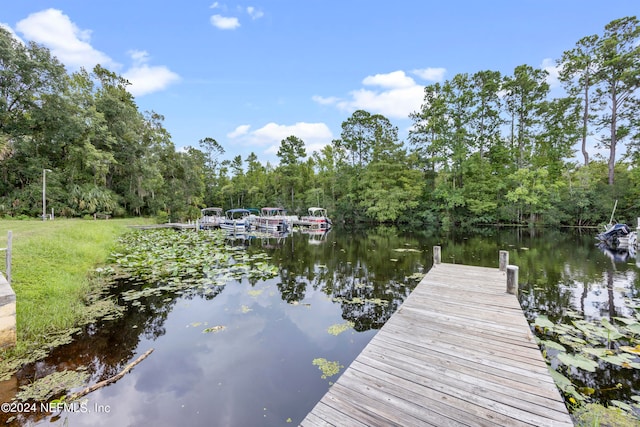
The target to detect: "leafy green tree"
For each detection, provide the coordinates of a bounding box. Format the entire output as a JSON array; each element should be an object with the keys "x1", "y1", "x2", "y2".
[
  {"x1": 312, "y1": 144, "x2": 343, "y2": 213},
  {"x1": 276, "y1": 135, "x2": 306, "y2": 209},
  {"x1": 502, "y1": 65, "x2": 550, "y2": 169},
  {"x1": 229, "y1": 155, "x2": 246, "y2": 207},
  {"x1": 360, "y1": 143, "x2": 423, "y2": 222},
  {"x1": 469, "y1": 70, "x2": 504, "y2": 160},
  {"x1": 409, "y1": 83, "x2": 450, "y2": 179},
  {"x1": 505, "y1": 167, "x2": 563, "y2": 224},
  {"x1": 245, "y1": 152, "x2": 268, "y2": 208},
  {"x1": 199, "y1": 137, "x2": 225, "y2": 206},
  {"x1": 592, "y1": 16, "x2": 640, "y2": 185},
  {"x1": 558, "y1": 34, "x2": 600, "y2": 166},
  {"x1": 335, "y1": 110, "x2": 401, "y2": 221},
  {"x1": 534, "y1": 97, "x2": 579, "y2": 179}
]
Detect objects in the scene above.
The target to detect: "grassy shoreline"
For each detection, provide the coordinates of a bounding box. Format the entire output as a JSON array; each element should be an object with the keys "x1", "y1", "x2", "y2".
[{"x1": 0, "y1": 218, "x2": 150, "y2": 378}]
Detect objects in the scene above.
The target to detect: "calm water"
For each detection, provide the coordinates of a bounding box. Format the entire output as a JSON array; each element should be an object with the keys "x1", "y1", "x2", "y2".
[{"x1": 1, "y1": 226, "x2": 639, "y2": 426}]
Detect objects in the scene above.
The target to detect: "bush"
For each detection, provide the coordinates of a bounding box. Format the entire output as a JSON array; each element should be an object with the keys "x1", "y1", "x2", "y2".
[{"x1": 156, "y1": 211, "x2": 170, "y2": 224}]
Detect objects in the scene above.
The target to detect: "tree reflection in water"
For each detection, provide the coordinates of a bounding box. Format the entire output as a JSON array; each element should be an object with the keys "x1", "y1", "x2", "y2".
[{"x1": 1, "y1": 226, "x2": 639, "y2": 425}]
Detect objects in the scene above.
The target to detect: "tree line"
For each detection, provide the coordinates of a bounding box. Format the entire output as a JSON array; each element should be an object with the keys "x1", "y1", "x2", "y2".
[{"x1": 1, "y1": 17, "x2": 639, "y2": 228}]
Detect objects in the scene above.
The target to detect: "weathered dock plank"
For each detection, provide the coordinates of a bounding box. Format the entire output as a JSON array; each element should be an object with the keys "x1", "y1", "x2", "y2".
[{"x1": 300, "y1": 262, "x2": 573, "y2": 427}]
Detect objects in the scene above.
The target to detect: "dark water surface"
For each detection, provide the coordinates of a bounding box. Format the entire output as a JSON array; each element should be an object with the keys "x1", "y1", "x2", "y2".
[{"x1": 1, "y1": 226, "x2": 639, "y2": 426}]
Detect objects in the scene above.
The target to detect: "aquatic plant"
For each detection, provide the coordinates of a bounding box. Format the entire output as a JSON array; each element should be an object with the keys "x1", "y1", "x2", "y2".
[
  {"x1": 312, "y1": 358, "x2": 344, "y2": 379},
  {"x1": 109, "y1": 229, "x2": 279, "y2": 301},
  {"x1": 534, "y1": 313, "x2": 640, "y2": 417},
  {"x1": 327, "y1": 322, "x2": 355, "y2": 336},
  {"x1": 14, "y1": 369, "x2": 89, "y2": 402}
]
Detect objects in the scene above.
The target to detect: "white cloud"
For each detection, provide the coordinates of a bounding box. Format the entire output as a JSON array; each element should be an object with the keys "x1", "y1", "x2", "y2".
[
  {"x1": 412, "y1": 67, "x2": 446, "y2": 82},
  {"x1": 229, "y1": 122, "x2": 333, "y2": 158},
  {"x1": 12, "y1": 9, "x2": 179, "y2": 97},
  {"x1": 541, "y1": 57, "x2": 560, "y2": 89},
  {"x1": 123, "y1": 50, "x2": 180, "y2": 96},
  {"x1": 314, "y1": 70, "x2": 427, "y2": 119},
  {"x1": 15, "y1": 8, "x2": 115, "y2": 70},
  {"x1": 210, "y1": 2, "x2": 221, "y2": 8},
  {"x1": 210, "y1": 14, "x2": 240, "y2": 30},
  {"x1": 246, "y1": 6, "x2": 264, "y2": 20},
  {"x1": 227, "y1": 124, "x2": 251, "y2": 138},
  {"x1": 362, "y1": 70, "x2": 415, "y2": 89}
]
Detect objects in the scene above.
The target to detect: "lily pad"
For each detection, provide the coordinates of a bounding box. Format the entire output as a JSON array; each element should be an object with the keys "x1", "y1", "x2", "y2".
[
  {"x1": 540, "y1": 340, "x2": 566, "y2": 352},
  {"x1": 557, "y1": 353, "x2": 599, "y2": 372},
  {"x1": 534, "y1": 315, "x2": 554, "y2": 330},
  {"x1": 583, "y1": 347, "x2": 613, "y2": 358},
  {"x1": 620, "y1": 345, "x2": 640, "y2": 355},
  {"x1": 548, "y1": 368, "x2": 585, "y2": 402},
  {"x1": 598, "y1": 353, "x2": 640, "y2": 369}
]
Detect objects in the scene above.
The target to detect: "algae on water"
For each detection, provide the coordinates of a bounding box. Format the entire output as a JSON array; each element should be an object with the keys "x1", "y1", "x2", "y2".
[
  {"x1": 312, "y1": 358, "x2": 343, "y2": 379},
  {"x1": 327, "y1": 322, "x2": 355, "y2": 336}
]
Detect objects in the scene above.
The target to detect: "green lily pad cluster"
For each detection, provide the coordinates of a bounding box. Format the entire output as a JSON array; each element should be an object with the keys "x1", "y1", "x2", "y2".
[
  {"x1": 109, "y1": 229, "x2": 279, "y2": 301},
  {"x1": 14, "y1": 369, "x2": 90, "y2": 402},
  {"x1": 534, "y1": 312, "x2": 640, "y2": 414}
]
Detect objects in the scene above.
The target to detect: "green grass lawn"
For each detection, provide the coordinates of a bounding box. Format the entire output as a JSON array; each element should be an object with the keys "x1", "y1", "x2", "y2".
[{"x1": 0, "y1": 218, "x2": 150, "y2": 378}]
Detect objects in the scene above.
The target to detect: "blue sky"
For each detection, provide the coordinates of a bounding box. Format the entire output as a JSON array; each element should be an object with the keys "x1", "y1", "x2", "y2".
[{"x1": 2, "y1": 1, "x2": 639, "y2": 165}]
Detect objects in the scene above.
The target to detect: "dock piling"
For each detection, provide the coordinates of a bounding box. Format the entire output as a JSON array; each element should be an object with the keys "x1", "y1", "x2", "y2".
[
  {"x1": 499, "y1": 250, "x2": 508, "y2": 272},
  {"x1": 433, "y1": 246, "x2": 441, "y2": 265},
  {"x1": 507, "y1": 265, "x2": 519, "y2": 296}
]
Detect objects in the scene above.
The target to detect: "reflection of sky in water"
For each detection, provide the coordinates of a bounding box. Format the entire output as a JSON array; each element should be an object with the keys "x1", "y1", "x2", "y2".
[
  {"x1": 566, "y1": 269, "x2": 638, "y2": 320},
  {"x1": 53, "y1": 276, "x2": 376, "y2": 427}
]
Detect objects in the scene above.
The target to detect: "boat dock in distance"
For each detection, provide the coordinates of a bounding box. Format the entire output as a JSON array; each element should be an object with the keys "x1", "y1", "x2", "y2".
[{"x1": 301, "y1": 247, "x2": 573, "y2": 427}]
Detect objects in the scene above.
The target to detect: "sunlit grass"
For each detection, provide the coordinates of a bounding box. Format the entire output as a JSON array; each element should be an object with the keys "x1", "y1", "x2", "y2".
[{"x1": 0, "y1": 218, "x2": 150, "y2": 375}]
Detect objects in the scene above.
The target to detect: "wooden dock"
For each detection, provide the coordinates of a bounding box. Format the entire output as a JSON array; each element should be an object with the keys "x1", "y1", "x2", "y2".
[
  {"x1": 301, "y1": 259, "x2": 574, "y2": 426},
  {"x1": 129, "y1": 223, "x2": 197, "y2": 230}
]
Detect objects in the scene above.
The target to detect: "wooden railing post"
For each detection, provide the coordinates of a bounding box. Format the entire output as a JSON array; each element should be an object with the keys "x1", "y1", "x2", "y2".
[
  {"x1": 433, "y1": 246, "x2": 441, "y2": 265},
  {"x1": 499, "y1": 250, "x2": 508, "y2": 272},
  {"x1": 507, "y1": 265, "x2": 519, "y2": 296}
]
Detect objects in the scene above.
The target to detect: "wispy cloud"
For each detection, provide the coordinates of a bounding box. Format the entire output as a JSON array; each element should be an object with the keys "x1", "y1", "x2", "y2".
[
  {"x1": 227, "y1": 124, "x2": 250, "y2": 138},
  {"x1": 246, "y1": 6, "x2": 264, "y2": 20}
]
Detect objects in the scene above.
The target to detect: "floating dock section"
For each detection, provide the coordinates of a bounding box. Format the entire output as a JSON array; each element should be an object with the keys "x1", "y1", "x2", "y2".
[{"x1": 301, "y1": 250, "x2": 573, "y2": 426}]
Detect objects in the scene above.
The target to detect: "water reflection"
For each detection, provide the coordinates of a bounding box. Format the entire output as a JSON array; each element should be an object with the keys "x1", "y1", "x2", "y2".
[
  {"x1": 0, "y1": 226, "x2": 428, "y2": 426},
  {"x1": 0, "y1": 226, "x2": 638, "y2": 425}
]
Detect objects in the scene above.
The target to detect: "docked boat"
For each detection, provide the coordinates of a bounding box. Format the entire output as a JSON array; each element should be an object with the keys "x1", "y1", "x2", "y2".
[
  {"x1": 298, "y1": 207, "x2": 332, "y2": 230},
  {"x1": 199, "y1": 207, "x2": 224, "y2": 229},
  {"x1": 596, "y1": 222, "x2": 636, "y2": 248},
  {"x1": 219, "y1": 208, "x2": 252, "y2": 233},
  {"x1": 253, "y1": 207, "x2": 290, "y2": 233}
]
